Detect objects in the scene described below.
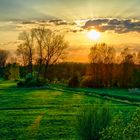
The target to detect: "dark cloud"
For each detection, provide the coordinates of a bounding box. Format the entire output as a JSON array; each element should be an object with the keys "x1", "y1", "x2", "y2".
[
  {"x1": 84, "y1": 19, "x2": 109, "y2": 27},
  {"x1": 49, "y1": 19, "x2": 68, "y2": 26},
  {"x1": 21, "y1": 21, "x2": 38, "y2": 25},
  {"x1": 70, "y1": 29, "x2": 84, "y2": 33},
  {"x1": 83, "y1": 18, "x2": 140, "y2": 33}
]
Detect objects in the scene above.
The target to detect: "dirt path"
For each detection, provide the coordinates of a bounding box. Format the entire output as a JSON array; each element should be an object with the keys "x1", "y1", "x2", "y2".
[{"x1": 27, "y1": 112, "x2": 45, "y2": 138}]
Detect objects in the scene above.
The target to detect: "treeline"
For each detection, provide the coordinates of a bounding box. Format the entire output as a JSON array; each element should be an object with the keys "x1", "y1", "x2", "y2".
[
  {"x1": 1, "y1": 28, "x2": 140, "y2": 88},
  {"x1": 83, "y1": 43, "x2": 140, "y2": 88}
]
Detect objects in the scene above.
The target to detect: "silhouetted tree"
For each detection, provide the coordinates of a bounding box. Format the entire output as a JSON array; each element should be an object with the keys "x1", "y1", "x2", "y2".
[
  {"x1": 16, "y1": 44, "x2": 28, "y2": 66},
  {"x1": 121, "y1": 48, "x2": 135, "y2": 87},
  {"x1": 33, "y1": 28, "x2": 68, "y2": 80},
  {"x1": 136, "y1": 51, "x2": 140, "y2": 64},
  {"x1": 17, "y1": 31, "x2": 35, "y2": 75},
  {"x1": 89, "y1": 43, "x2": 116, "y2": 87},
  {"x1": 0, "y1": 49, "x2": 9, "y2": 68}
]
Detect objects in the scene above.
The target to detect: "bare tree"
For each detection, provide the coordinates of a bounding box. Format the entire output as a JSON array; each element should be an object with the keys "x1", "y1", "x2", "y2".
[
  {"x1": 17, "y1": 31, "x2": 35, "y2": 74},
  {"x1": 136, "y1": 52, "x2": 140, "y2": 64},
  {"x1": 33, "y1": 27, "x2": 68, "y2": 80},
  {"x1": 121, "y1": 48, "x2": 136, "y2": 64},
  {"x1": 89, "y1": 43, "x2": 116, "y2": 87},
  {"x1": 0, "y1": 49, "x2": 9, "y2": 68},
  {"x1": 16, "y1": 44, "x2": 28, "y2": 66},
  {"x1": 120, "y1": 48, "x2": 136, "y2": 87},
  {"x1": 89, "y1": 43, "x2": 115, "y2": 64},
  {"x1": 32, "y1": 27, "x2": 46, "y2": 80}
]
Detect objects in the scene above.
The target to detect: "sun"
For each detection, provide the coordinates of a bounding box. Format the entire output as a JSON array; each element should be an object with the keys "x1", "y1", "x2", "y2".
[{"x1": 87, "y1": 30, "x2": 101, "y2": 40}]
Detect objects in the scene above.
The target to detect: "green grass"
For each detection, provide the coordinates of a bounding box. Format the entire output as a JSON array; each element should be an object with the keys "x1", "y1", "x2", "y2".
[{"x1": 0, "y1": 81, "x2": 138, "y2": 139}]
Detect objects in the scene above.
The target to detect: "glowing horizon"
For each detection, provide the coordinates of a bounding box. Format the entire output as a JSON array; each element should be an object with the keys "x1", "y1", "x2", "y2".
[{"x1": 0, "y1": 0, "x2": 140, "y2": 62}]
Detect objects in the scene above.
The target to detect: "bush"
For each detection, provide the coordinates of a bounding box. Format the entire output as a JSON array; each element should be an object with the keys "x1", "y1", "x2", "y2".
[
  {"x1": 80, "y1": 76, "x2": 95, "y2": 87},
  {"x1": 68, "y1": 72, "x2": 80, "y2": 88},
  {"x1": 25, "y1": 73, "x2": 33, "y2": 83},
  {"x1": 17, "y1": 80, "x2": 25, "y2": 87},
  {"x1": 17, "y1": 79, "x2": 46, "y2": 87},
  {"x1": 75, "y1": 103, "x2": 111, "y2": 140},
  {"x1": 17, "y1": 73, "x2": 46, "y2": 87},
  {"x1": 101, "y1": 108, "x2": 140, "y2": 140}
]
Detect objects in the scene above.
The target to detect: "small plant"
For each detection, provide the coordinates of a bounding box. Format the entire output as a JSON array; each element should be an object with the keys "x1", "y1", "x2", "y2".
[
  {"x1": 75, "y1": 103, "x2": 111, "y2": 140},
  {"x1": 101, "y1": 108, "x2": 140, "y2": 140}
]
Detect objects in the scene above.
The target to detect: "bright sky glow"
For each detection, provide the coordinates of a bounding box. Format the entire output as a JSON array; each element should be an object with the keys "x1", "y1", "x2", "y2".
[
  {"x1": 0, "y1": 0, "x2": 140, "y2": 62},
  {"x1": 87, "y1": 30, "x2": 101, "y2": 40}
]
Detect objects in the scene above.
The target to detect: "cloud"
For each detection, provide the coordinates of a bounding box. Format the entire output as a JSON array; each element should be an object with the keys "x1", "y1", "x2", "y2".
[
  {"x1": 1, "y1": 18, "x2": 140, "y2": 34},
  {"x1": 83, "y1": 18, "x2": 140, "y2": 33},
  {"x1": 15, "y1": 19, "x2": 83, "y2": 33},
  {"x1": 48, "y1": 19, "x2": 68, "y2": 26}
]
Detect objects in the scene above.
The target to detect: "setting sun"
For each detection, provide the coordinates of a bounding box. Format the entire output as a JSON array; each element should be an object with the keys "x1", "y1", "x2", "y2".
[{"x1": 87, "y1": 30, "x2": 101, "y2": 40}]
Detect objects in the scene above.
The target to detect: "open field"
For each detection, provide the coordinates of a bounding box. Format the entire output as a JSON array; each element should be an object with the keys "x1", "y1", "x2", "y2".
[{"x1": 0, "y1": 81, "x2": 139, "y2": 139}]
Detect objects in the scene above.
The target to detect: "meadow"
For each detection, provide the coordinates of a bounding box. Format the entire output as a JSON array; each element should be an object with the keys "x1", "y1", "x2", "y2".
[{"x1": 0, "y1": 80, "x2": 138, "y2": 139}]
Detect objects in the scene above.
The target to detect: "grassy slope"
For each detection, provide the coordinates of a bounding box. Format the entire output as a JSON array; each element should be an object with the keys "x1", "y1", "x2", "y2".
[
  {"x1": 0, "y1": 81, "x2": 138, "y2": 139},
  {"x1": 52, "y1": 84, "x2": 140, "y2": 105}
]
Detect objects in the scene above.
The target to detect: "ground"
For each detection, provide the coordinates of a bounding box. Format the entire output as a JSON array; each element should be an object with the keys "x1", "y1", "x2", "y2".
[{"x1": 0, "y1": 81, "x2": 138, "y2": 139}]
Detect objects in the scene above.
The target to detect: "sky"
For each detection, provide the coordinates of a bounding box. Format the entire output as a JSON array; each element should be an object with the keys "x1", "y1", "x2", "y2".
[{"x1": 0, "y1": 0, "x2": 140, "y2": 62}]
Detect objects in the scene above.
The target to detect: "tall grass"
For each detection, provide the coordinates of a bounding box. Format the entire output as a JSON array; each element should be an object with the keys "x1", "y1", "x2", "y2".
[{"x1": 75, "y1": 103, "x2": 111, "y2": 140}]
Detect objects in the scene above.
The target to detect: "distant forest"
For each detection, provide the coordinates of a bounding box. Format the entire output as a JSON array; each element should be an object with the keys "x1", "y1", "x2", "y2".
[{"x1": 1, "y1": 28, "x2": 140, "y2": 88}]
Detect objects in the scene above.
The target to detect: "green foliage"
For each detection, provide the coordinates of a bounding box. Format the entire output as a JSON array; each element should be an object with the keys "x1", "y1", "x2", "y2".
[
  {"x1": 100, "y1": 114, "x2": 126, "y2": 140},
  {"x1": 17, "y1": 73, "x2": 46, "y2": 87},
  {"x1": 25, "y1": 73, "x2": 33, "y2": 82},
  {"x1": 75, "y1": 103, "x2": 111, "y2": 140},
  {"x1": 4, "y1": 63, "x2": 20, "y2": 80},
  {"x1": 101, "y1": 108, "x2": 140, "y2": 140},
  {"x1": 0, "y1": 68, "x2": 4, "y2": 77},
  {"x1": 123, "y1": 108, "x2": 140, "y2": 140}
]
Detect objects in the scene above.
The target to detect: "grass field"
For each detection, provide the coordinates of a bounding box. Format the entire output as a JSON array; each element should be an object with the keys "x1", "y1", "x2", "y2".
[{"x1": 0, "y1": 81, "x2": 139, "y2": 139}]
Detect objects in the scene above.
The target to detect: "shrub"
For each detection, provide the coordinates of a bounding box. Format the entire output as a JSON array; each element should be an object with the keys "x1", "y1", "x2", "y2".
[
  {"x1": 17, "y1": 73, "x2": 46, "y2": 87},
  {"x1": 75, "y1": 103, "x2": 111, "y2": 140},
  {"x1": 17, "y1": 79, "x2": 46, "y2": 87},
  {"x1": 68, "y1": 72, "x2": 80, "y2": 87},
  {"x1": 25, "y1": 73, "x2": 33, "y2": 83},
  {"x1": 101, "y1": 108, "x2": 140, "y2": 140},
  {"x1": 17, "y1": 80, "x2": 25, "y2": 87},
  {"x1": 100, "y1": 113, "x2": 126, "y2": 140},
  {"x1": 80, "y1": 76, "x2": 94, "y2": 87},
  {"x1": 80, "y1": 76, "x2": 104, "y2": 88}
]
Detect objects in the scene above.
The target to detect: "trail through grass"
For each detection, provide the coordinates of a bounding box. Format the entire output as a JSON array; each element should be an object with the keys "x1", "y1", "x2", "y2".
[{"x1": 0, "y1": 81, "x2": 138, "y2": 139}]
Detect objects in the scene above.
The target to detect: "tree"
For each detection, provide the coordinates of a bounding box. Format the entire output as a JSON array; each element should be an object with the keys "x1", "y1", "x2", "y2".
[
  {"x1": 16, "y1": 44, "x2": 28, "y2": 66},
  {"x1": 17, "y1": 31, "x2": 35, "y2": 75},
  {"x1": 89, "y1": 43, "x2": 115, "y2": 64},
  {"x1": 4, "y1": 63, "x2": 20, "y2": 80},
  {"x1": 32, "y1": 27, "x2": 46, "y2": 80},
  {"x1": 0, "y1": 49, "x2": 9, "y2": 68},
  {"x1": 89, "y1": 43, "x2": 116, "y2": 87},
  {"x1": 120, "y1": 48, "x2": 136, "y2": 87},
  {"x1": 0, "y1": 49, "x2": 9, "y2": 77},
  {"x1": 33, "y1": 27, "x2": 68, "y2": 80},
  {"x1": 136, "y1": 51, "x2": 140, "y2": 64}
]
